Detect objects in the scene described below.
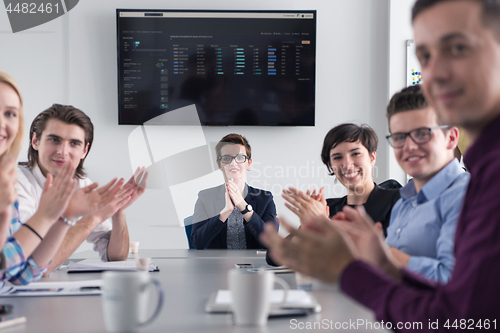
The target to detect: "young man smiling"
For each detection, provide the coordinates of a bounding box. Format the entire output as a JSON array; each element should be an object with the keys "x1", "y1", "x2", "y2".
[
  {"x1": 261, "y1": 0, "x2": 500, "y2": 330},
  {"x1": 16, "y1": 104, "x2": 146, "y2": 275},
  {"x1": 384, "y1": 85, "x2": 469, "y2": 283}
]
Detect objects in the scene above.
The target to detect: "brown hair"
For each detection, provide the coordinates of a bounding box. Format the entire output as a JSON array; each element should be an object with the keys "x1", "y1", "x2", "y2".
[
  {"x1": 0, "y1": 71, "x2": 24, "y2": 161},
  {"x1": 386, "y1": 85, "x2": 448, "y2": 127},
  {"x1": 22, "y1": 104, "x2": 93, "y2": 179},
  {"x1": 386, "y1": 85, "x2": 429, "y2": 121},
  {"x1": 321, "y1": 124, "x2": 378, "y2": 176},
  {"x1": 215, "y1": 133, "x2": 252, "y2": 167},
  {"x1": 412, "y1": 0, "x2": 500, "y2": 41}
]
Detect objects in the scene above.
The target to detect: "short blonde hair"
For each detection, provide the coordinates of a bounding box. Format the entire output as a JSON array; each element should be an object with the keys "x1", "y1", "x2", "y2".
[{"x1": 0, "y1": 71, "x2": 24, "y2": 161}]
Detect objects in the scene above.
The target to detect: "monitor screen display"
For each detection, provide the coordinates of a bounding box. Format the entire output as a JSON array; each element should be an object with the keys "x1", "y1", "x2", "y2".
[{"x1": 117, "y1": 10, "x2": 316, "y2": 126}]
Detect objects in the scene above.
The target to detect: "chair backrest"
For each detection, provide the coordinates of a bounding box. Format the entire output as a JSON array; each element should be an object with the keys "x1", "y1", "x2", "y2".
[
  {"x1": 379, "y1": 179, "x2": 402, "y2": 190},
  {"x1": 184, "y1": 216, "x2": 195, "y2": 249}
]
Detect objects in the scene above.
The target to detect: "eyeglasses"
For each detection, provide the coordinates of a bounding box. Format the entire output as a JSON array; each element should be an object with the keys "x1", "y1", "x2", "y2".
[
  {"x1": 219, "y1": 154, "x2": 250, "y2": 164},
  {"x1": 386, "y1": 125, "x2": 450, "y2": 148}
]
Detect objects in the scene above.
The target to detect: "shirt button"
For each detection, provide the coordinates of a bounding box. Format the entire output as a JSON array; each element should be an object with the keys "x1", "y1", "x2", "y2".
[
  {"x1": 396, "y1": 228, "x2": 401, "y2": 234},
  {"x1": 412, "y1": 202, "x2": 417, "y2": 207}
]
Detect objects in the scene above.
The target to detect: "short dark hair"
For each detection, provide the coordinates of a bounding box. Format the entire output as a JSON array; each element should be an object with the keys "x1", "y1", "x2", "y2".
[
  {"x1": 22, "y1": 104, "x2": 94, "y2": 179},
  {"x1": 321, "y1": 124, "x2": 378, "y2": 176},
  {"x1": 387, "y1": 85, "x2": 448, "y2": 127},
  {"x1": 215, "y1": 133, "x2": 252, "y2": 167},
  {"x1": 386, "y1": 85, "x2": 429, "y2": 121},
  {"x1": 412, "y1": 0, "x2": 500, "y2": 41}
]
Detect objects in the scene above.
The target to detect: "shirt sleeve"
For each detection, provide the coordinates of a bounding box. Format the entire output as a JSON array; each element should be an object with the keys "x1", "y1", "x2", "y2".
[
  {"x1": 1, "y1": 237, "x2": 47, "y2": 285},
  {"x1": 340, "y1": 172, "x2": 500, "y2": 331},
  {"x1": 406, "y1": 175, "x2": 468, "y2": 283},
  {"x1": 85, "y1": 222, "x2": 112, "y2": 262}
]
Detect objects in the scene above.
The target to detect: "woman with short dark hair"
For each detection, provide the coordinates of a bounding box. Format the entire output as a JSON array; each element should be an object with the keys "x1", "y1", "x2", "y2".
[{"x1": 268, "y1": 123, "x2": 401, "y2": 265}]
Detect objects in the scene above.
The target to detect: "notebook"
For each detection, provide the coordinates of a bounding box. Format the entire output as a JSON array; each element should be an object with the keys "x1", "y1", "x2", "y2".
[
  {"x1": 205, "y1": 289, "x2": 321, "y2": 313},
  {"x1": 67, "y1": 259, "x2": 159, "y2": 273}
]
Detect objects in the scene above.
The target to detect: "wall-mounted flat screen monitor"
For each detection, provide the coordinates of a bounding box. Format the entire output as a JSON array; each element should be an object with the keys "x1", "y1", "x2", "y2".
[{"x1": 117, "y1": 9, "x2": 316, "y2": 126}]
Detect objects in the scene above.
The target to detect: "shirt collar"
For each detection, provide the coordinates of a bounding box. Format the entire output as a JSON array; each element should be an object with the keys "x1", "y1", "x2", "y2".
[
  {"x1": 399, "y1": 158, "x2": 463, "y2": 202},
  {"x1": 464, "y1": 113, "x2": 500, "y2": 175}
]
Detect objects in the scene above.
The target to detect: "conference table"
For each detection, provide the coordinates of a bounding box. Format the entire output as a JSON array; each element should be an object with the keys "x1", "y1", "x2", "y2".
[{"x1": 1, "y1": 250, "x2": 389, "y2": 332}]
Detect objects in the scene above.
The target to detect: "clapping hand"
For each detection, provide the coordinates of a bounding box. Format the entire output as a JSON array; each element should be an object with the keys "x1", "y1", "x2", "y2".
[
  {"x1": 37, "y1": 162, "x2": 77, "y2": 223},
  {"x1": 226, "y1": 179, "x2": 245, "y2": 210},
  {"x1": 283, "y1": 187, "x2": 328, "y2": 224},
  {"x1": 260, "y1": 215, "x2": 355, "y2": 283},
  {"x1": 117, "y1": 167, "x2": 148, "y2": 213},
  {"x1": 92, "y1": 167, "x2": 148, "y2": 222},
  {"x1": 330, "y1": 206, "x2": 401, "y2": 277},
  {"x1": 0, "y1": 156, "x2": 17, "y2": 213},
  {"x1": 64, "y1": 178, "x2": 131, "y2": 220}
]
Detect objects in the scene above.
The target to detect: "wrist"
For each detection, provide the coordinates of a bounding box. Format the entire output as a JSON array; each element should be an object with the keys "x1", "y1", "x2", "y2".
[
  {"x1": 111, "y1": 210, "x2": 126, "y2": 224},
  {"x1": 236, "y1": 201, "x2": 247, "y2": 212},
  {"x1": 59, "y1": 215, "x2": 77, "y2": 227},
  {"x1": 62, "y1": 209, "x2": 80, "y2": 221}
]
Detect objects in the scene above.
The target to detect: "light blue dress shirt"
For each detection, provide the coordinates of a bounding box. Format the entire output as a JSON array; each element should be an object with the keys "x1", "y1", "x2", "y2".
[{"x1": 386, "y1": 159, "x2": 470, "y2": 283}]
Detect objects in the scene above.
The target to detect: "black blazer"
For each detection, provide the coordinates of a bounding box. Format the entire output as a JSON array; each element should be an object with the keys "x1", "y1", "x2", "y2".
[{"x1": 191, "y1": 184, "x2": 277, "y2": 249}]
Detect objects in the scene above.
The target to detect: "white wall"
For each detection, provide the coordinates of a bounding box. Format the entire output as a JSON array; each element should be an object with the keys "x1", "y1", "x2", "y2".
[
  {"x1": 388, "y1": 0, "x2": 417, "y2": 184},
  {"x1": 1, "y1": 0, "x2": 397, "y2": 251}
]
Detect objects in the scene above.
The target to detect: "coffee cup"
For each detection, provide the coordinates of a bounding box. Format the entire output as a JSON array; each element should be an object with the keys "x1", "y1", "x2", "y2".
[
  {"x1": 102, "y1": 271, "x2": 163, "y2": 332},
  {"x1": 228, "y1": 269, "x2": 289, "y2": 326},
  {"x1": 135, "y1": 256, "x2": 151, "y2": 271}
]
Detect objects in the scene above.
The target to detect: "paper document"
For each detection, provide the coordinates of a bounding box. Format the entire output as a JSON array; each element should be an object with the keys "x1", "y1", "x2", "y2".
[
  {"x1": 67, "y1": 259, "x2": 158, "y2": 273},
  {"x1": 0, "y1": 279, "x2": 102, "y2": 297},
  {"x1": 215, "y1": 289, "x2": 313, "y2": 306}
]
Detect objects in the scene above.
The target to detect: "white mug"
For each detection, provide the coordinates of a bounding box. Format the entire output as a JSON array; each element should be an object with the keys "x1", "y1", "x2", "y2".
[
  {"x1": 228, "y1": 269, "x2": 289, "y2": 326},
  {"x1": 102, "y1": 271, "x2": 164, "y2": 332}
]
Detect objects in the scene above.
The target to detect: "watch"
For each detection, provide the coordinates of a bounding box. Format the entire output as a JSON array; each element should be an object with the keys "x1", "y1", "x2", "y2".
[
  {"x1": 240, "y1": 204, "x2": 253, "y2": 215},
  {"x1": 59, "y1": 216, "x2": 77, "y2": 227}
]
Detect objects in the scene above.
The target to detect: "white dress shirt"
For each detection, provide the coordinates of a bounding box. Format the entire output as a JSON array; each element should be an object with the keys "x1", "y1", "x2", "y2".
[{"x1": 15, "y1": 164, "x2": 112, "y2": 261}]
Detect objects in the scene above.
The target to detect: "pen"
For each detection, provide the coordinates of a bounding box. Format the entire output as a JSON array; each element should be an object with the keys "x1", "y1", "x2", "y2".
[
  {"x1": 80, "y1": 286, "x2": 101, "y2": 291},
  {"x1": 0, "y1": 316, "x2": 27, "y2": 329}
]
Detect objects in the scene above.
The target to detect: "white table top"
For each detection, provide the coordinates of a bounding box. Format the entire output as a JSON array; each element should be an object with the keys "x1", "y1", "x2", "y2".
[{"x1": 3, "y1": 250, "x2": 389, "y2": 332}]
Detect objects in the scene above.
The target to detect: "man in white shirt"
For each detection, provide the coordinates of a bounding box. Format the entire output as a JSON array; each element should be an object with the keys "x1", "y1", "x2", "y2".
[{"x1": 16, "y1": 104, "x2": 146, "y2": 275}]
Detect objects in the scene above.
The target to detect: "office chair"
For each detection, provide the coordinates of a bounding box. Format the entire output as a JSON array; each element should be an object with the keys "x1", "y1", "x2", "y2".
[{"x1": 184, "y1": 216, "x2": 195, "y2": 249}]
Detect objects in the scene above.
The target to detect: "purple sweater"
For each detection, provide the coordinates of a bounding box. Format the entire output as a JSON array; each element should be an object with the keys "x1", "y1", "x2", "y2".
[{"x1": 340, "y1": 114, "x2": 500, "y2": 332}]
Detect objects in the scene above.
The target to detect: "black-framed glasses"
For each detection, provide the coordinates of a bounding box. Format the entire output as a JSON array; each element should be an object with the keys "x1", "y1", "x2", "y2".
[
  {"x1": 219, "y1": 154, "x2": 250, "y2": 164},
  {"x1": 386, "y1": 125, "x2": 450, "y2": 148}
]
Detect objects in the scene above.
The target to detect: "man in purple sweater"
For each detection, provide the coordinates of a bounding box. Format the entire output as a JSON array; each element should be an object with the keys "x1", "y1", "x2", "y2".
[{"x1": 261, "y1": 0, "x2": 500, "y2": 331}]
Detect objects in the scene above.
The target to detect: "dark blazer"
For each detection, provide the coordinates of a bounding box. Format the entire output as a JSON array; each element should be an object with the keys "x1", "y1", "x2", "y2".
[
  {"x1": 266, "y1": 181, "x2": 401, "y2": 266},
  {"x1": 191, "y1": 184, "x2": 277, "y2": 249}
]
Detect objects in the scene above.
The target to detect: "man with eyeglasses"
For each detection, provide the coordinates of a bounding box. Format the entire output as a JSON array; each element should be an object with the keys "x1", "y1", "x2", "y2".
[
  {"x1": 383, "y1": 85, "x2": 469, "y2": 283},
  {"x1": 261, "y1": 0, "x2": 500, "y2": 330}
]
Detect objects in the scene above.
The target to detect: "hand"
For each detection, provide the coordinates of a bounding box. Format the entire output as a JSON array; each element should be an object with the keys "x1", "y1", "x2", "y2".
[
  {"x1": 221, "y1": 187, "x2": 235, "y2": 215},
  {"x1": 0, "y1": 156, "x2": 17, "y2": 212},
  {"x1": 308, "y1": 187, "x2": 330, "y2": 217},
  {"x1": 283, "y1": 187, "x2": 328, "y2": 224},
  {"x1": 226, "y1": 180, "x2": 245, "y2": 210},
  {"x1": 37, "y1": 162, "x2": 77, "y2": 223},
  {"x1": 260, "y1": 215, "x2": 355, "y2": 284},
  {"x1": 91, "y1": 186, "x2": 134, "y2": 225},
  {"x1": 0, "y1": 206, "x2": 12, "y2": 249},
  {"x1": 115, "y1": 167, "x2": 148, "y2": 213},
  {"x1": 331, "y1": 206, "x2": 401, "y2": 278},
  {"x1": 64, "y1": 178, "x2": 130, "y2": 220}
]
